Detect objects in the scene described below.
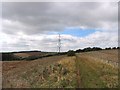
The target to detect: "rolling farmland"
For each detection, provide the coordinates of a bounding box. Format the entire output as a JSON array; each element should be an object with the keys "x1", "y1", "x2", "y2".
[
  {"x1": 2, "y1": 2, "x2": 118, "y2": 89},
  {"x1": 2, "y1": 49, "x2": 118, "y2": 88}
]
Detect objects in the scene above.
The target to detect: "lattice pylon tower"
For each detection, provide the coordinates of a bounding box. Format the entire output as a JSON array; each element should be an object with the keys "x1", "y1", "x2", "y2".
[{"x1": 58, "y1": 34, "x2": 61, "y2": 53}]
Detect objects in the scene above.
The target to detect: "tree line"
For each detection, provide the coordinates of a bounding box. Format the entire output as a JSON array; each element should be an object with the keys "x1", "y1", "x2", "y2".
[
  {"x1": 75, "y1": 47, "x2": 120, "y2": 53},
  {"x1": 2, "y1": 47, "x2": 120, "y2": 61},
  {"x1": 68, "y1": 47, "x2": 120, "y2": 56}
]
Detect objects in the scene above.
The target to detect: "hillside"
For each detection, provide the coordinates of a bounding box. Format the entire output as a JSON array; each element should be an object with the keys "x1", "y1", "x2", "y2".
[
  {"x1": 14, "y1": 51, "x2": 56, "y2": 58},
  {"x1": 2, "y1": 50, "x2": 118, "y2": 88},
  {"x1": 2, "y1": 51, "x2": 57, "y2": 61}
]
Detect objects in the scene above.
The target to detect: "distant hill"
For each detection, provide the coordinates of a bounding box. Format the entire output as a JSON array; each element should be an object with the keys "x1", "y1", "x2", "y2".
[{"x1": 2, "y1": 51, "x2": 58, "y2": 61}]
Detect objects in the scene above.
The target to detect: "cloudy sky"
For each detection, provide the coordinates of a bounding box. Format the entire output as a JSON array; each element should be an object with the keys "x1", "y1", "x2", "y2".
[{"x1": 1, "y1": 2, "x2": 118, "y2": 52}]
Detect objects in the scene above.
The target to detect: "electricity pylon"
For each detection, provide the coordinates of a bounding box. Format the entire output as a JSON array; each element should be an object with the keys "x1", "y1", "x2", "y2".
[{"x1": 58, "y1": 34, "x2": 61, "y2": 53}]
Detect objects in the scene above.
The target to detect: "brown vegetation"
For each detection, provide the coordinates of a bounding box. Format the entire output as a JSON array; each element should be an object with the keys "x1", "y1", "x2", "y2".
[{"x1": 2, "y1": 50, "x2": 118, "y2": 88}]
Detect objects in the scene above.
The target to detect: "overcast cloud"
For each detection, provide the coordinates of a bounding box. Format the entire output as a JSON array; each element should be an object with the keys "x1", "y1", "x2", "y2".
[{"x1": 1, "y1": 2, "x2": 118, "y2": 52}]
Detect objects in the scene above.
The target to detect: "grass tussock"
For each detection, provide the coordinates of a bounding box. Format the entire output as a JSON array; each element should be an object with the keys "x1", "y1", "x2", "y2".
[{"x1": 39, "y1": 56, "x2": 77, "y2": 88}]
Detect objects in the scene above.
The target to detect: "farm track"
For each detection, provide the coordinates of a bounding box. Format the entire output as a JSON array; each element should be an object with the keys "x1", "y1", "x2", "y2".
[{"x1": 75, "y1": 55, "x2": 82, "y2": 88}]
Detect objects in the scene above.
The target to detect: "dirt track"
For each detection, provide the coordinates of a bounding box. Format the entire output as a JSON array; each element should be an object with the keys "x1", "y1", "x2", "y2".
[{"x1": 75, "y1": 55, "x2": 82, "y2": 88}]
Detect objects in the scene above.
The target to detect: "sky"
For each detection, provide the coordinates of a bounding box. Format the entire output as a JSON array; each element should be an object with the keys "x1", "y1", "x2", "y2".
[{"x1": 1, "y1": 2, "x2": 118, "y2": 52}]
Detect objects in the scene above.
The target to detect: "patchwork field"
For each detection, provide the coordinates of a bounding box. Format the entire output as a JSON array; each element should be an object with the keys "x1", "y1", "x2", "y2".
[
  {"x1": 14, "y1": 51, "x2": 53, "y2": 58},
  {"x1": 2, "y1": 50, "x2": 118, "y2": 88}
]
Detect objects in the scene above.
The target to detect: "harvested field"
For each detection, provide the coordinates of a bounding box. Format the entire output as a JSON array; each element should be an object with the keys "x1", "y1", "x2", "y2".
[
  {"x1": 14, "y1": 52, "x2": 49, "y2": 58},
  {"x1": 2, "y1": 50, "x2": 118, "y2": 88},
  {"x1": 78, "y1": 50, "x2": 118, "y2": 67}
]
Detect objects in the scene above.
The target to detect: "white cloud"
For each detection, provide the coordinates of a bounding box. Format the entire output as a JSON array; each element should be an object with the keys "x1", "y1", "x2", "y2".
[
  {"x1": 1, "y1": 30, "x2": 118, "y2": 52},
  {"x1": 1, "y1": 2, "x2": 118, "y2": 52}
]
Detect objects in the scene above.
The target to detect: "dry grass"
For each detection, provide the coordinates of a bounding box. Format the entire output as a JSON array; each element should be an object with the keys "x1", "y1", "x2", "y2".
[
  {"x1": 58, "y1": 56, "x2": 76, "y2": 72},
  {"x1": 2, "y1": 55, "x2": 65, "y2": 88},
  {"x1": 2, "y1": 50, "x2": 118, "y2": 88},
  {"x1": 77, "y1": 50, "x2": 118, "y2": 68},
  {"x1": 39, "y1": 56, "x2": 77, "y2": 88},
  {"x1": 82, "y1": 50, "x2": 118, "y2": 62},
  {"x1": 76, "y1": 51, "x2": 118, "y2": 88}
]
